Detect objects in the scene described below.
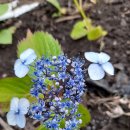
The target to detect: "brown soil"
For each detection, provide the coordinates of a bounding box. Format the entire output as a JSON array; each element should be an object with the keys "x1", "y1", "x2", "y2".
[{"x1": 0, "y1": 0, "x2": 130, "y2": 130}]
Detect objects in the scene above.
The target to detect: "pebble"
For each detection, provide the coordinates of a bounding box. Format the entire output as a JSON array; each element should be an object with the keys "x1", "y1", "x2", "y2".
[
  {"x1": 86, "y1": 115, "x2": 110, "y2": 130},
  {"x1": 120, "y1": 19, "x2": 127, "y2": 26}
]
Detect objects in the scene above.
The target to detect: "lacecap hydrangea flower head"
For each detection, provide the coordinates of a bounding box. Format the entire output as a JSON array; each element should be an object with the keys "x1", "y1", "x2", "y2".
[
  {"x1": 9, "y1": 48, "x2": 86, "y2": 129},
  {"x1": 7, "y1": 48, "x2": 114, "y2": 129}
]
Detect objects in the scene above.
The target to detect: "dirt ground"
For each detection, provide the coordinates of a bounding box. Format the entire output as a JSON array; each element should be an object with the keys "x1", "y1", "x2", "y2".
[{"x1": 0, "y1": 0, "x2": 130, "y2": 130}]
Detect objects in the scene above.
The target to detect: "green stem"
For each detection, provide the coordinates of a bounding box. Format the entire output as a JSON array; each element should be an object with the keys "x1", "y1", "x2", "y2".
[{"x1": 73, "y1": 0, "x2": 92, "y2": 30}]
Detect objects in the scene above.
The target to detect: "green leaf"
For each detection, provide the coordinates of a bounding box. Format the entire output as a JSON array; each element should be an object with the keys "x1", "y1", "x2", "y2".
[
  {"x1": 77, "y1": 104, "x2": 91, "y2": 127},
  {"x1": 0, "y1": 76, "x2": 32, "y2": 103},
  {"x1": 0, "y1": 27, "x2": 16, "y2": 44},
  {"x1": 47, "y1": 0, "x2": 61, "y2": 12},
  {"x1": 70, "y1": 20, "x2": 88, "y2": 40},
  {"x1": 52, "y1": 12, "x2": 61, "y2": 17},
  {"x1": 87, "y1": 26, "x2": 107, "y2": 41},
  {"x1": 37, "y1": 125, "x2": 47, "y2": 130},
  {"x1": 0, "y1": 4, "x2": 8, "y2": 16},
  {"x1": 59, "y1": 119, "x2": 65, "y2": 128},
  {"x1": 17, "y1": 31, "x2": 62, "y2": 58}
]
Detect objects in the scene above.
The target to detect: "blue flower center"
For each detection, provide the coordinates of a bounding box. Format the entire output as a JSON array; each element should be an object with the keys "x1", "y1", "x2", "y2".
[
  {"x1": 22, "y1": 60, "x2": 26, "y2": 65},
  {"x1": 15, "y1": 109, "x2": 20, "y2": 115}
]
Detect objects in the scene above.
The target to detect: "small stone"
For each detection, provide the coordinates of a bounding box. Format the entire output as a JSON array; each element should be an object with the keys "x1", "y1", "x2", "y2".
[
  {"x1": 91, "y1": 119, "x2": 96, "y2": 125},
  {"x1": 92, "y1": 126, "x2": 96, "y2": 130},
  {"x1": 113, "y1": 40, "x2": 118, "y2": 46},
  {"x1": 114, "y1": 63, "x2": 124, "y2": 70},
  {"x1": 121, "y1": 19, "x2": 127, "y2": 26},
  {"x1": 86, "y1": 126, "x2": 92, "y2": 130}
]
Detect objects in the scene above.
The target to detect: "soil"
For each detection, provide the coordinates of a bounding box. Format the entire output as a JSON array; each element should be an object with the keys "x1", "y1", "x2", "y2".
[{"x1": 0, "y1": 0, "x2": 130, "y2": 130}]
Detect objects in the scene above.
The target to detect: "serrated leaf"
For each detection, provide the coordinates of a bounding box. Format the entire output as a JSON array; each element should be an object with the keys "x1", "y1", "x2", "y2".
[
  {"x1": 0, "y1": 76, "x2": 32, "y2": 103},
  {"x1": 87, "y1": 26, "x2": 107, "y2": 41},
  {"x1": 47, "y1": 0, "x2": 61, "y2": 11},
  {"x1": 77, "y1": 104, "x2": 91, "y2": 127},
  {"x1": 70, "y1": 21, "x2": 88, "y2": 40},
  {"x1": 17, "y1": 31, "x2": 62, "y2": 58},
  {"x1": 0, "y1": 4, "x2": 8, "y2": 16},
  {"x1": 0, "y1": 27, "x2": 16, "y2": 44}
]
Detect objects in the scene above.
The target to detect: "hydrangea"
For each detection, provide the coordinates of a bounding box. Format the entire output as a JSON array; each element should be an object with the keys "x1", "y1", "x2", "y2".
[
  {"x1": 8, "y1": 48, "x2": 115, "y2": 129},
  {"x1": 14, "y1": 48, "x2": 37, "y2": 78},
  {"x1": 29, "y1": 55, "x2": 85, "y2": 129},
  {"x1": 84, "y1": 52, "x2": 114, "y2": 80},
  {"x1": 7, "y1": 97, "x2": 30, "y2": 128}
]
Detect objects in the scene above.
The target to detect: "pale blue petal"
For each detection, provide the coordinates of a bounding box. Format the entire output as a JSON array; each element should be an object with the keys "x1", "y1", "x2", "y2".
[
  {"x1": 98, "y1": 52, "x2": 110, "y2": 64},
  {"x1": 84, "y1": 52, "x2": 99, "y2": 63},
  {"x1": 20, "y1": 48, "x2": 37, "y2": 65},
  {"x1": 14, "y1": 59, "x2": 29, "y2": 78},
  {"x1": 102, "y1": 62, "x2": 114, "y2": 75},
  {"x1": 88, "y1": 64, "x2": 105, "y2": 80},
  {"x1": 10, "y1": 97, "x2": 19, "y2": 111},
  {"x1": 7, "y1": 111, "x2": 16, "y2": 126},
  {"x1": 24, "y1": 52, "x2": 37, "y2": 65},
  {"x1": 16, "y1": 114, "x2": 26, "y2": 128},
  {"x1": 19, "y1": 98, "x2": 30, "y2": 115}
]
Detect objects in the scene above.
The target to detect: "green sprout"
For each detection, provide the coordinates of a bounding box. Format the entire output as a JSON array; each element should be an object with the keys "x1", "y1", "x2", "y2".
[
  {"x1": 0, "y1": 3, "x2": 16, "y2": 45},
  {"x1": 71, "y1": 0, "x2": 107, "y2": 41},
  {"x1": 47, "y1": 0, "x2": 67, "y2": 17},
  {"x1": 0, "y1": 27, "x2": 16, "y2": 45}
]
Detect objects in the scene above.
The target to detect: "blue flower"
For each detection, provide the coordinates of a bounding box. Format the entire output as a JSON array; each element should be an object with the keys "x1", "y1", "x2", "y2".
[
  {"x1": 7, "y1": 97, "x2": 30, "y2": 128},
  {"x1": 64, "y1": 119, "x2": 82, "y2": 130},
  {"x1": 46, "y1": 119, "x2": 59, "y2": 129},
  {"x1": 14, "y1": 48, "x2": 37, "y2": 78},
  {"x1": 84, "y1": 52, "x2": 114, "y2": 80},
  {"x1": 29, "y1": 55, "x2": 85, "y2": 129}
]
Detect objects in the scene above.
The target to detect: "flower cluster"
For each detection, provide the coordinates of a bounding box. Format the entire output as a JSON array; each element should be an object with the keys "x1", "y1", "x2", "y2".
[
  {"x1": 7, "y1": 48, "x2": 115, "y2": 129},
  {"x1": 29, "y1": 55, "x2": 85, "y2": 129}
]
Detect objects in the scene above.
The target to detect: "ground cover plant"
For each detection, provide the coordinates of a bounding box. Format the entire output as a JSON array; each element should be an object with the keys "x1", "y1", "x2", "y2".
[
  {"x1": 2, "y1": 30, "x2": 114, "y2": 129},
  {"x1": 0, "y1": 0, "x2": 130, "y2": 130}
]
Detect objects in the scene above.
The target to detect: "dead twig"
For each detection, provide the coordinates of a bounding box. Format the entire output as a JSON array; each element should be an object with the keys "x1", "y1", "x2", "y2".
[
  {"x1": 0, "y1": 117, "x2": 14, "y2": 130},
  {"x1": 55, "y1": 14, "x2": 81, "y2": 23}
]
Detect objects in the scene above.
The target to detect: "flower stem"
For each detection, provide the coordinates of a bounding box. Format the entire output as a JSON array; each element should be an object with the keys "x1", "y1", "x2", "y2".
[{"x1": 73, "y1": 0, "x2": 92, "y2": 30}]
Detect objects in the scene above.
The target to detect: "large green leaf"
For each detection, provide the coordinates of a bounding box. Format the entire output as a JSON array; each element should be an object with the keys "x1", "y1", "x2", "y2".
[
  {"x1": 0, "y1": 27, "x2": 15, "y2": 44},
  {"x1": 17, "y1": 31, "x2": 62, "y2": 58},
  {"x1": 0, "y1": 76, "x2": 32, "y2": 103},
  {"x1": 0, "y1": 4, "x2": 8, "y2": 16},
  {"x1": 77, "y1": 104, "x2": 91, "y2": 127},
  {"x1": 87, "y1": 26, "x2": 107, "y2": 41},
  {"x1": 70, "y1": 20, "x2": 88, "y2": 40}
]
